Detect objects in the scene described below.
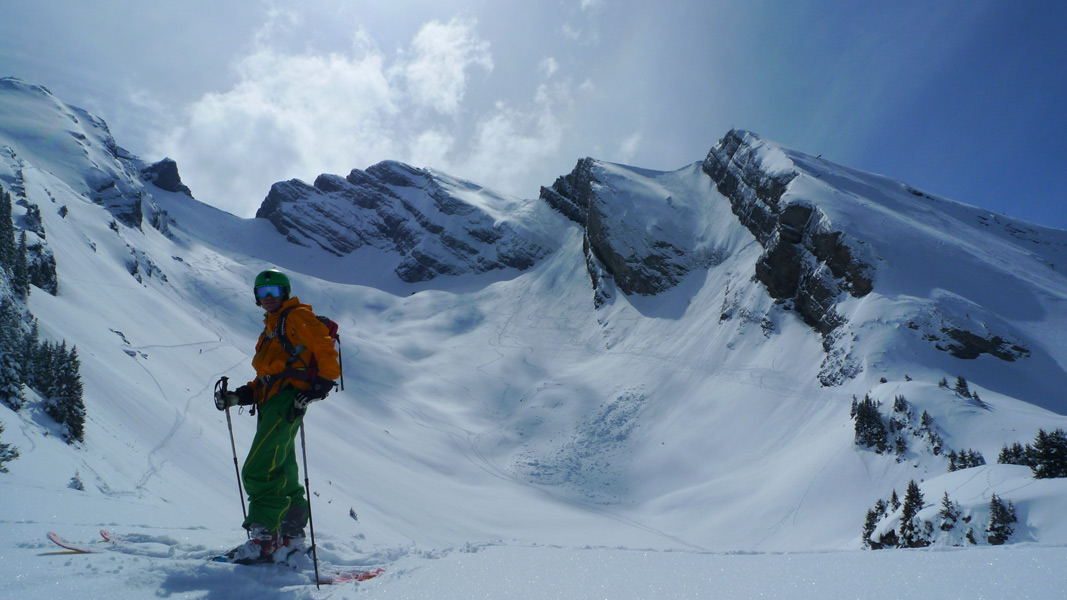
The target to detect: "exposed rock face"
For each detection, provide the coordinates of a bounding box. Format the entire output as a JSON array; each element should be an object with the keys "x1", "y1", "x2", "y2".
[
  {"x1": 541, "y1": 159, "x2": 724, "y2": 298},
  {"x1": 939, "y1": 328, "x2": 1030, "y2": 361},
  {"x1": 703, "y1": 130, "x2": 874, "y2": 335},
  {"x1": 141, "y1": 158, "x2": 192, "y2": 196},
  {"x1": 88, "y1": 175, "x2": 142, "y2": 228},
  {"x1": 256, "y1": 161, "x2": 556, "y2": 283}
]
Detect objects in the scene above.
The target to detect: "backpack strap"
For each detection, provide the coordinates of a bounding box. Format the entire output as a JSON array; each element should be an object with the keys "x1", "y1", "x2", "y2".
[
  {"x1": 274, "y1": 307, "x2": 306, "y2": 367},
  {"x1": 260, "y1": 306, "x2": 317, "y2": 386}
]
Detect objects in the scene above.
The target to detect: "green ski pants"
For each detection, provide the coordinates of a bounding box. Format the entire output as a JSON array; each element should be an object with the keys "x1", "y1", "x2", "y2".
[{"x1": 241, "y1": 388, "x2": 309, "y2": 533}]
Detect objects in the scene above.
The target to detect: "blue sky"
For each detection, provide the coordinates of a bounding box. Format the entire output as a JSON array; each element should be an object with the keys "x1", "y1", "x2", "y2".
[{"x1": 2, "y1": 1, "x2": 1065, "y2": 228}]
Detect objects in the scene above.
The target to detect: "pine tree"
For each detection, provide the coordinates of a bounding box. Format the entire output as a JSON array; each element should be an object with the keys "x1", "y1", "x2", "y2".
[
  {"x1": 0, "y1": 299, "x2": 24, "y2": 410},
  {"x1": 853, "y1": 395, "x2": 888, "y2": 452},
  {"x1": 0, "y1": 189, "x2": 15, "y2": 271},
  {"x1": 890, "y1": 489, "x2": 901, "y2": 512},
  {"x1": 19, "y1": 321, "x2": 39, "y2": 390},
  {"x1": 986, "y1": 494, "x2": 1017, "y2": 545},
  {"x1": 0, "y1": 420, "x2": 20, "y2": 473},
  {"x1": 920, "y1": 410, "x2": 934, "y2": 430},
  {"x1": 1030, "y1": 429, "x2": 1067, "y2": 479},
  {"x1": 42, "y1": 342, "x2": 86, "y2": 444},
  {"x1": 954, "y1": 376, "x2": 971, "y2": 398},
  {"x1": 874, "y1": 498, "x2": 887, "y2": 516},
  {"x1": 899, "y1": 479, "x2": 930, "y2": 547},
  {"x1": 894, "y1": 436, "x2": 908, "y2": 457},
  {"x1": 862, "y1": 508, "x2": 880, "y2": 549},
  {"x1": 998, "y1": 442, "x2": 1031, "y2": 466},
  {"x1": 34, "y1": 340, "x2": 57, "y2": 398},
  {"x1": 29, "y1": 250, "x2": 58, "y2": 295},
  {"x1": 57, "y1": 345, "x2": 85, "y2": 443},
  {"x1": 892, "y1": 395, "x2": 910, "y2": 417},
  {"x1": 13, "y1": 231, "x2": 30, "y2": 297},
  {"x1": 938, "y1": 491, "x2": 961, "y2": 532}
]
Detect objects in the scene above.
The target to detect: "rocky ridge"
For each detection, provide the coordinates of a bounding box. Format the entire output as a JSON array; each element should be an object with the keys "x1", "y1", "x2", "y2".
[{"x1": 256, "y1": 161, "x2": 558, "y2": 283}]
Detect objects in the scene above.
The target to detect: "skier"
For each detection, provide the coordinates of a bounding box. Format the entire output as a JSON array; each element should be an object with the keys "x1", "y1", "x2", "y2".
[{"x1": 214, "y1": 269, "x2": 340, "y2": 564}]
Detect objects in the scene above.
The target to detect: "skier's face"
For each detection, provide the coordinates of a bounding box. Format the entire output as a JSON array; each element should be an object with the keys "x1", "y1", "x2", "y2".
[{"x1": 260, "y1": 293, "x2": 284, "y2": 313}]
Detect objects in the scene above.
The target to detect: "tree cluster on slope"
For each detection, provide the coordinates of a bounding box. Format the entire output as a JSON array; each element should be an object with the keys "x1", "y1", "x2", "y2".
[
  {"x1": 39, "y1": 341, "x2": 86, "y2": 444},
  {"x1": 0, "y1": 420, "x2": 19, "y2": 473},
  {"x1": 851, "y1": 393, "x2": 944, "y2": 460},
  {"x1": 1, "y1": 188, "x2": 58, "y2": 297},
  {"x1": 1, "y1": 185, "x2": 84, "y2": 446},
  {"x1": 998, "y1": 429, "x2": 1067, "y2": 478},
  {"x1": 939, "y1": 375, "x2": 987, "y2": 408},
  {"x1": 0, "y1": 303, "x2": 85, "y2": 443},
  {"x1": 947, "y1": 449, "x2": 986, "y2": 471},
  {"x1": 851, "y1": 382, "x2": 996, "y2": 473},
  {"x1": 863, "y1": 481, "x2": 1017, "y2": 549}
]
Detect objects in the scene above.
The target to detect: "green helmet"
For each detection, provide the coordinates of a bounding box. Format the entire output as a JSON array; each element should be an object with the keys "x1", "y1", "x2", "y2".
[{"x1": 253, "y1": 269, "x2": 291, "y2": 305}]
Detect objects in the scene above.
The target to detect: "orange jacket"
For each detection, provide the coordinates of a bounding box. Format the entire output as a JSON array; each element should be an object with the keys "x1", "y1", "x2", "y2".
[{"x1": 247, "y1": 297, "x2": 340, "y2": 403}]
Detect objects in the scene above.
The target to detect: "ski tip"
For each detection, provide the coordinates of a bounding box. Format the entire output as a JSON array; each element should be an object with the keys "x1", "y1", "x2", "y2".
[
  {"x1": 99, "y1": 529, "x2": 113, "y2": 542},
  {"x1": 318, "y1": 568, "x2": 384, "y2": 584},
  {"x1": 46, "y1": 531, "x2": 96, "y2": 554}
]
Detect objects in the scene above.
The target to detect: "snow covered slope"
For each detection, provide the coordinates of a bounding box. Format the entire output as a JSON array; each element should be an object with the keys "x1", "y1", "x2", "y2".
[{"x1": 3, "y1": 77, "x2": 1067, "y2": 598}]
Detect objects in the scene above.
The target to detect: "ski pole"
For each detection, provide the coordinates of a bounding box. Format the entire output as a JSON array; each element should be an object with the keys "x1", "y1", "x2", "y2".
[
  {"x1": 299, "y1": 421, "x2": 321, "y2": 589},
  {"x1": 217, "y1": 377, "x2": 249, "y2": 537},
  {"x1": 337, "y1": 342, "x2": 344, "y2": 391}
]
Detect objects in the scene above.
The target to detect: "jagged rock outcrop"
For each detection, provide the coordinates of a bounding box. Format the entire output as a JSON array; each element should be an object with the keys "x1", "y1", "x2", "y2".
[
  {"x1": 541, "y1": 159, "x2": 724, "y2": 298},
  {"x1": 257, "y1": 161, "x2": 556, "y2": 283},
  {"x1": 703, "y1": 130, "x2": 874, "y2": 334},
  {"x1": 141, "y1": 158, "x2": 192, "y2": 196}
]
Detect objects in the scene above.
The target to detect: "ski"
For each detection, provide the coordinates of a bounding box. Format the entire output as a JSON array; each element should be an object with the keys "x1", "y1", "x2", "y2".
[
  {"x1": 46, "y1": 532, "x2": 98, "y2": 554},
  {"x1": 318, "y1": 567, "x2": 384, "y2": 584},
  {"x1": 209, "y1": 543, "x2": 384, "y2": 584},
  {"x1": 50, "y1": 530, "x2": 384, "y2": 584}
]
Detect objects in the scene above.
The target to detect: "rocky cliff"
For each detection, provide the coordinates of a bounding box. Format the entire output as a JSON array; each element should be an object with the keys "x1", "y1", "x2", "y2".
[
  {"x1": 256, "y1": 161, "x2": 558, "y2": 283},
  {"x1": 702, "y1": 130, "x2": 874, "y2": 335},
  {"x1": 540, "y1": 159, "x2": 725, "y2": 300}
]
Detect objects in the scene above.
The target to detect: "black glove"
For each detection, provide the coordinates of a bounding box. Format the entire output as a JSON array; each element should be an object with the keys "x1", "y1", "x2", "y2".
[
  {"x1": 234, "y1": 385, "x2": 255, "y2": 405},
  {"x1": 214, "y1": 385, "x2": 255, "y2": 410},
  {"x1": 293, "y1": 377, "x2": 336, "y2": 412}
]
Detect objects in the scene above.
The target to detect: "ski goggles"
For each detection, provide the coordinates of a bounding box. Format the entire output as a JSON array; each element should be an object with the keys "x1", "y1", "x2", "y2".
[{"x1": 255, "y1": 284, "x2": 286, "y2": 299}]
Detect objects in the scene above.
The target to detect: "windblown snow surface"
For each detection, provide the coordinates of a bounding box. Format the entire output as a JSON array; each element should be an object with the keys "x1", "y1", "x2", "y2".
[{"x1": 2, "y1": 78, "x2": 1067, "y2": 599}]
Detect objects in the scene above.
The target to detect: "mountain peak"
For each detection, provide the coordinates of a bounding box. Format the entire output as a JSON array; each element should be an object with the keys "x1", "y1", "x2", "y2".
[{"x1": 256, "y1": 161, "x2": 561, "y2": 283}]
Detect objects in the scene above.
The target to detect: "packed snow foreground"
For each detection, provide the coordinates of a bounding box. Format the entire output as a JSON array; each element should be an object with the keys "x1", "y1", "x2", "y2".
[{"x1": 2, "y1": 77, "x2": 1066, "y2": 598}]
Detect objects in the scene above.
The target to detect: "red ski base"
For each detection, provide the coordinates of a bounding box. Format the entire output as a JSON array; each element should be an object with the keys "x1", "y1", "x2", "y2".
[
  {"x1": 319, "y1": 567, "x2": 385, "y2": 585},
  {"x1": 46, "y1": 532, "x2": 98, "y2": 554}
]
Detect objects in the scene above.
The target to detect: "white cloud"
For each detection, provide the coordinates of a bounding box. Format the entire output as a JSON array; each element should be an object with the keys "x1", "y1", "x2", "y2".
[
  {"x1": 153, "y1": 35, "x2": 401, "y2": 216},
  {"x1": 456, "y1": 92, "x2": 564, "y2": 195},
  {"x1": 618, "y1": 132, "x2": 642, "y2": 163},
  {"x1": 402, "y1": 17, "x2": 493, "y2": 115},
  {"x1": 539, "y1": 57, "x2": 559, "y2": 78},
  {"x1": 153, "y1": 17, "x2": 516, "y2": 216}
]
